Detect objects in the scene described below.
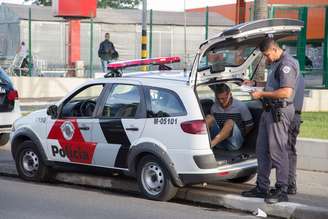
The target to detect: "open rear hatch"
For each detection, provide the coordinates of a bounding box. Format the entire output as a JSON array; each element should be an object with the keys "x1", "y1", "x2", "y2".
[
  {"x1": 189, "y1": 18, "x2": 304, "y2": 86},
  {"x1": 192, "y1": 19, "x2": 303, "y2": 166}
]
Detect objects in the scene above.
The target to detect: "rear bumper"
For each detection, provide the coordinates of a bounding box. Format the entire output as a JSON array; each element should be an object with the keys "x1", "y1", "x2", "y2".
[
  {"x1": 179, "y1": 159, "x2": 257, "y2": 185},
  {"x1": 0, "y1": 124, "x2": 12, "y2": 133},
  {"x1": 0, "y1": 101, "x2": 21, "y2": 133}
]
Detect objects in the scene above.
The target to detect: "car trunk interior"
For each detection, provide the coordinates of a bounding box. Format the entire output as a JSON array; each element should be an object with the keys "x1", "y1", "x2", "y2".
[{"x1": 197, "y1": 83, "x2": 263, "y2": 167}]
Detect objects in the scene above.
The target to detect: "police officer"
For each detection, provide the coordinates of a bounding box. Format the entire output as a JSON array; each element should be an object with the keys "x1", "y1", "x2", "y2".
[
  {"x1": 287, "y1": 67, "x2": 305, "y2": 195},
  {"x1": 241, "y1": 37, "x2": 298, "y2": 204}
]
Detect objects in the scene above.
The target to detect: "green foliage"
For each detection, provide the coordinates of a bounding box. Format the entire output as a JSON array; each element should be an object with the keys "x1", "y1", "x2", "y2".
[
  {"x1": 98, "y1": 0, "x2": 140, "y2": 9},
  {"x1": 300, "y1": 112, "x2": 328, "y2": 139}
]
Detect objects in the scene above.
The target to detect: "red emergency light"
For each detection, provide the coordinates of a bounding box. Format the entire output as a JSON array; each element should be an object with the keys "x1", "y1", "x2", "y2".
[{"x1": 108, "y1": 56, "x2": 181, "y2": 70}]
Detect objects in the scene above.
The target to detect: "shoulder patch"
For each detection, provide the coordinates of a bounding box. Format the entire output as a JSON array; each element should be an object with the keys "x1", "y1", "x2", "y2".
[{"x1": 282, "y1": 66, "x2": 291, "y2": 74}]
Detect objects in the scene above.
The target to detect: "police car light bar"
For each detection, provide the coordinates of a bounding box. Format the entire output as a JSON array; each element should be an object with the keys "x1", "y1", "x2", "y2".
[{"x1": 107, "y1": 56, "x2": 180, "y2": 70}]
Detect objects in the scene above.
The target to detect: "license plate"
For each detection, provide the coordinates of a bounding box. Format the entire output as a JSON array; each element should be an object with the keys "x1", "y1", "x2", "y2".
[{"x1": 0, "y1": 87, "x2": 5, "y2": 94}]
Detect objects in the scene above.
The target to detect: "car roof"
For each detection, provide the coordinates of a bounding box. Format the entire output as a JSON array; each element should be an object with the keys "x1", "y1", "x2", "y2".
[{"x1": 92, "y1": 70, "x2": 190, "y2": 87}]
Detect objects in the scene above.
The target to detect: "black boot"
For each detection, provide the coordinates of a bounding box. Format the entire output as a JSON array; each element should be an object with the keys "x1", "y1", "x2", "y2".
[
  {"x1": 287, "y1": 183, "x2": 297, "y2": 195},
  {"x1": 265, "y1": 187, "x2": 288, "y2": 204},
  {"x1": 241, "y1": 186, "x2": 268, "y2": 198}
]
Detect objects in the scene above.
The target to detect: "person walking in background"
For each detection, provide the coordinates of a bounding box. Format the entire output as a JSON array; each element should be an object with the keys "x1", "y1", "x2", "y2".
[
  {"x1": 17, "y1": 41, "x2": 28, "y2": 69},
  {"x1": 98, "y1": 33, "x2": 118, "y2": 73}
]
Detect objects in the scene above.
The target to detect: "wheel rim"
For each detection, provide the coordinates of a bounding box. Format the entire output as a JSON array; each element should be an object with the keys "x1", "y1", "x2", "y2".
[
  {"x1": 21, "y1": 149, "x2": 39, "y2": 176},
  {"x1": 141, "y1": 161, "x2": 165, "y2": 196}
]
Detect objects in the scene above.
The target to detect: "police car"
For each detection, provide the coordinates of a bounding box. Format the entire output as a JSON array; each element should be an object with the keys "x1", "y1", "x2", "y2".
[
  {"x1": 0, "y1": 67, "x2": 20, "y2": 146},
  {"x1": 11, "y1": 19, "x2": 303, "y2": 201}
]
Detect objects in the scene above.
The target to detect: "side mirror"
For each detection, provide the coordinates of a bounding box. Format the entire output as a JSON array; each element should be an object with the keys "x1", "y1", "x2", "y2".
[
  {"x1": 210, "y1": 62, "x2": 225, "y2": 74},
  {"x1": 47, "y1": 105, "x2": 58, "y2": 118}
]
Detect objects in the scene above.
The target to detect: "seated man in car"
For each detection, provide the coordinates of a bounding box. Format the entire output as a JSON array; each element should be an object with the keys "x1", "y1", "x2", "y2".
[{"x1": 205, "y1": 83, "x2": 254, "y2": 151}]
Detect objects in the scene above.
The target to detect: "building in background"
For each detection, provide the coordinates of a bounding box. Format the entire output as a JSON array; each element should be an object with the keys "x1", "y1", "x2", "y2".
[
  {"x1": 188, "y1": 0, "x2": 328, "y2": 70},
  {"x1": 0, "y1": 3, "x2": 233, "y2": 75}
]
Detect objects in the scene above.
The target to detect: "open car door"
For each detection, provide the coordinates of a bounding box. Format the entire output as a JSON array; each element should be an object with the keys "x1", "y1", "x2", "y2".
[{"x1": 189, "y1": 18, "x2": 304, "y2": 86}]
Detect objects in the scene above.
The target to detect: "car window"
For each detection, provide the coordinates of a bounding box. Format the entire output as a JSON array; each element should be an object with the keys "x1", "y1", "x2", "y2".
[
  {"x1": 147, "y1": 87, "x2": 186, "y2": 118},
  {"x1": 102, "y1": 84, "x2": 141, "y2": 118},
  {"x1": 197, "y1": 82, "x2": 252, "y2": 102},
  {"x1": 61, "y1": 84, "x2": 104, "y2": 118},
  {"x1": 199, "y1": 45, "x2": 256, "y2": 70}
]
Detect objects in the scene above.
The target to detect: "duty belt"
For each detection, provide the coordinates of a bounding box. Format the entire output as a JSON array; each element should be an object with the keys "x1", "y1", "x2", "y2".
[{"x1": 262, "y1": 99, "x2": 292, "y2": 112}]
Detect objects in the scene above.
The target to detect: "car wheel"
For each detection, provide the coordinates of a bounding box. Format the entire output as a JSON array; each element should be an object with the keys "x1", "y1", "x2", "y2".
[
  {"x1": 137, "y1": 155, "x2": 178, "y2": 201},
  {"x1": 228, "y1": 174, "x2": 255, "y2": 184},
  {"x1": 15, "y1": 140, "x2": 52, "y2": 182},
  {"x1": 0, "y1": 133, "x2": 10, "y2": 146}
]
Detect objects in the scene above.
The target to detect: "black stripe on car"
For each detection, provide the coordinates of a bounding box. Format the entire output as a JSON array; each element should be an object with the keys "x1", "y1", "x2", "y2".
[{"x1": 99, "y1": 118, "x2": 131, "y2": 168}]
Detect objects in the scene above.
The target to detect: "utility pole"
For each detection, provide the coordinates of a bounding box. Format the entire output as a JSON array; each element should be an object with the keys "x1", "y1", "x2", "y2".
[{"x1": 141, "y1": 0, "x2": 148, "y2": 71}]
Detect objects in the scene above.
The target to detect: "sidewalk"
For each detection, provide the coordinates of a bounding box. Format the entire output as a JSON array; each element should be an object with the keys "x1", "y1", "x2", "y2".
[{"x1": 1, "y1": 143, "x2": 327, "y2": 219}]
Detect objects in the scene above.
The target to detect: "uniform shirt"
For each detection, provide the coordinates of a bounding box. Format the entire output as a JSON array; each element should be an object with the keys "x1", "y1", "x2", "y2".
[
  {"x1": 265, "y1": 52, "x2": 298, "y2": 102},
  {"x1": 210, "y1": 98, "x2": 254, "y2": 136},
  {"x1": 294, "y1": 69, "x2": 305, "y2": 112}
]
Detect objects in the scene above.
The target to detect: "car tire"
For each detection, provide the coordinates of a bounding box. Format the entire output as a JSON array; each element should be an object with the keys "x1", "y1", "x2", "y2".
[
  {"x1": 137, "y1": 155, "x2": 178, "y2": 201},
  {"x1": 0, "y1": 133, "x2": 10, "y2": 146},
  {"x1": 228, "y1": 174, "x2": 256, "y2": 184},
  {"x1": 15, "y1": 140, "x2": 52, "y2": 182}
]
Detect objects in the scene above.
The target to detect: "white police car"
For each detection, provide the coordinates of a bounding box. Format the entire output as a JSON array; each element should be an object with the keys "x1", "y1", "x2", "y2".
[
  {"x1": 0, "y1": 67, "x2": 20, "y2": 146},
  {"x1": 11, "y1": 19, "x2": 303, "y2": 201}
]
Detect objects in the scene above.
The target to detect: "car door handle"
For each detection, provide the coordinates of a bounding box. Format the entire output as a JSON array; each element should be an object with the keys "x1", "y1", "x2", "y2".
[
  {"x1": 125, "y1": 127, "x2": 139, "y2": 131},
  {"x1": 79, "y1": 126, "x2": 90, "y2": 131}
]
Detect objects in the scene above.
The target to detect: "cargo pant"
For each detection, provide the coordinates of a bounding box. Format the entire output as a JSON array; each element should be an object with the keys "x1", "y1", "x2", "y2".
[
  {"x1": 255, "y1": 105, "x2": 295, "y2": 192},
  {"x1": 287, "y1": 113, "x2": 301, "y2": 186}
]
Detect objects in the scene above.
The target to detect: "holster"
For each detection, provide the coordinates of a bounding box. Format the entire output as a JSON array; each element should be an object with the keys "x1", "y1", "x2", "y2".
[{"x1": 262, "y1": 98, "x2": 288, "y2": 123}]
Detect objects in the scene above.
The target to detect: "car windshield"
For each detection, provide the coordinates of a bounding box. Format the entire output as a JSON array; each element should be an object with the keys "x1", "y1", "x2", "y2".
[{"x1": 199, "y1": 45, "x2": 256, "y2": 70}]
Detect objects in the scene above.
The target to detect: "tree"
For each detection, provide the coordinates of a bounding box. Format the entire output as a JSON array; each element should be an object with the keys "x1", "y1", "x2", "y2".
[
  {"x1": 24, "y1": 0, "x2": 51, "y2": 6},
  {"x1": 253, "y1": 0, "x2": 268, "y2": 81},
  {"x1": 98, "y1": 0, "x2": 141, "y2": 9},
  {"x1": 253, "y1": 0, "x2": 267, "y2": 20}
]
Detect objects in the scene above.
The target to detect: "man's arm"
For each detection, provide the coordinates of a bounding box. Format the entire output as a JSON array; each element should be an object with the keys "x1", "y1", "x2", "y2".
[
  {"x1": 98, "y1": 42, "x2": 103, "y2": 57},
  {"x1": 239, "y1": 102, "x2": 254, "y2": 136},
  {"x1": 243, "y1": 79, "x2": 266, "y2": 87},
  {"x1": 251, "y1": 87, "x2": 293, "y2": 100}
]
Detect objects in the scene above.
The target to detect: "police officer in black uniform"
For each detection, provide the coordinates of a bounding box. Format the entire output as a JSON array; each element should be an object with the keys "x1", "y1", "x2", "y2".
[
  {"x1": 241, "y1": 37, "x2": 298, "y2": 204},
  {"x1": 287, "y1": 66, "x2": 305, "y2": 195}
]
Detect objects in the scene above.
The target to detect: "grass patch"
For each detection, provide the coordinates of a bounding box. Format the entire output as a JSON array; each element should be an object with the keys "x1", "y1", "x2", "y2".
[{"x1": 300, "y1": 112, "x2": 328, "y2": 139}]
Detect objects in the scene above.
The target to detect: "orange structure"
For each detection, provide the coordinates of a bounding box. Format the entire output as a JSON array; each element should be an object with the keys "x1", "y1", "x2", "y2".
[
  {"x1": 188, "y1": 0, "x2": 328, "y2": 40},
  {"x1": 52, "y1": 0, "x2": 97, "y2": 76}
]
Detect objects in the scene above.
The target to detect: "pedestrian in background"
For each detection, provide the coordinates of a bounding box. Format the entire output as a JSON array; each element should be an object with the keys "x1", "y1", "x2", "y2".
[
  {"x1": 17, "y1": 41, "x2": 28, "y2": 69},
  {"x1": 241, "y1": 37, "x2": 298, "y2": 204},
  {"x1": 98, "y1": 33, "x2": 118, "y2": 73}
]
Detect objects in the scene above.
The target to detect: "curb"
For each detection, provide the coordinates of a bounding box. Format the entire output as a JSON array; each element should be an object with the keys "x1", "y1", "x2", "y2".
[
  {"x1": 54, "y1": 172, "x2": 328, "y2": 219},
  {"x1": 1, "y1": 166, "x2": 328, "y2": 219}
]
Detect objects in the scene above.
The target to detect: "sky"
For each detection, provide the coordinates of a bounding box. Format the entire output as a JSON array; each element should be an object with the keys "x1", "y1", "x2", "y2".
[{"x1": 0, "y1": 0, "x2": 243, "y2": 11}]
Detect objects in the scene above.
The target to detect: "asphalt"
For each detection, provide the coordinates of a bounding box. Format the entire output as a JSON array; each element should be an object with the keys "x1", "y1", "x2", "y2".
[{"x1": 1, "y1": 143, "x2": 328, "y2": 219}]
